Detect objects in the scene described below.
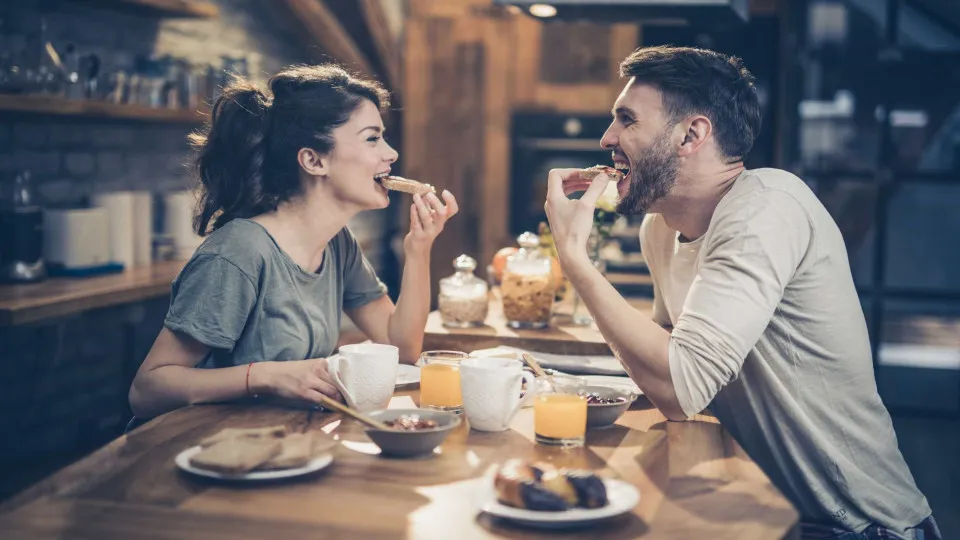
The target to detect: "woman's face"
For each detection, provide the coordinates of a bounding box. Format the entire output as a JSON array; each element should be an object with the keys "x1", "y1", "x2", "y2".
[{"x1": 320, "y1": 99, "x2": 398, "y2": 210}]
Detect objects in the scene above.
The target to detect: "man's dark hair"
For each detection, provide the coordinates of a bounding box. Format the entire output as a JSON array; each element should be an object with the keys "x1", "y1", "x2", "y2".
[{"x1": 619, "y1": 46, "x2": 761, "y2": 162}]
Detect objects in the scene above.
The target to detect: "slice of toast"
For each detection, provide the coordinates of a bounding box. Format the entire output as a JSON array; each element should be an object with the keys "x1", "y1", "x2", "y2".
[
  {"x1": 256, "y1": 432, "x2": 337, "y2": 470},
  {"x1": 580, "y1": 165, "x2": 624, "y2": 182},
  {"x1": 380, "y1": 176, "x2": 437, "y2": 195},
  {"x1": 189, "y1": 438, "x2": 282, "y2": 475},
  {"x1": 199, "y1": 425, "x2": 288, "y2": 448}
]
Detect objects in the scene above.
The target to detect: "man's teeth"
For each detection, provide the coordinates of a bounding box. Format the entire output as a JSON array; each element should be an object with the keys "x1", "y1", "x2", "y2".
[{"x1": 614, "y1": 163, "x2": 629, "y2": 171}]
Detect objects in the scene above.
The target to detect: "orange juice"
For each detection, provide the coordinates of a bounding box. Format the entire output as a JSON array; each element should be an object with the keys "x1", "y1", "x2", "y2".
[
  {"x1": 534, "y1": 393, "x2": 587, "y2": 441},
  {"x1": 420, "y1": 363, "x2": 462, "y2": 409}
]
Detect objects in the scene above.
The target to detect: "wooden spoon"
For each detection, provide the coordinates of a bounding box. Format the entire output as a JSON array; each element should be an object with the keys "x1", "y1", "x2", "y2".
[
  {"x1": 521, "y1": 353, "x2": 549, "y2": 379},
  {"x1": 315, "y1": 393, "x2": 392, "y2": 431}
]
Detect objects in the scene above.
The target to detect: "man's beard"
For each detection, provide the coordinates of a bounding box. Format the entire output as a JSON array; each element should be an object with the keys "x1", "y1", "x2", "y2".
[{"x1": 615, "y1": 133, "x2": 679, "y2": 216}]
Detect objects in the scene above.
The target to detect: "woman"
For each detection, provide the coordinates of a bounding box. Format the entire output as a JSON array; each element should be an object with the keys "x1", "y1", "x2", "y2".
[{"x1": 129, "y1": 65, "x2": 458, "y2": 419}]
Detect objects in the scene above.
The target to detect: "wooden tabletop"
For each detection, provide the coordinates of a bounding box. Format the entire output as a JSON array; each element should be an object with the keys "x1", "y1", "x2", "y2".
[
  {"x1": 0, "y1": 389, "x2": 798, "y2": 539},
  {"x1": 0, "y1": 260, "x2": 185, "y2": 326},
  {"x1": 424, "y1": 291, "x2": 654, "y2": 356}
]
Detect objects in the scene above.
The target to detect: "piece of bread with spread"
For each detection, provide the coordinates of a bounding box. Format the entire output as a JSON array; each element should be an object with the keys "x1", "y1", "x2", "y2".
[
  {"x1": 378, "y1": 175, "x2": 437, "y2": 196},
  {"x1": 580, "y1": 165, "x2": 624, "y2": 182}
]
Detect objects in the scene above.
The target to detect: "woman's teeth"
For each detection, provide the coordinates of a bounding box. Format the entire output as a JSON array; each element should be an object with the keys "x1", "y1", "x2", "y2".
[{"x1": 374, "y1": 172, "x2": 389, "y2": 184}]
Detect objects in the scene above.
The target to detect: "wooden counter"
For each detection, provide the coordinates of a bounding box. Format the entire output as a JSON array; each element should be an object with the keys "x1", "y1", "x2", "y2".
[
  {"x1": 0, "y1": 389, "x2": 799, "y2": 539},
  {"x1": 0, "y1": 260, "x2": 185, "y2": 326},
  {"x1": 423, "y1": 291, "x2": 653, "y2": 356}
]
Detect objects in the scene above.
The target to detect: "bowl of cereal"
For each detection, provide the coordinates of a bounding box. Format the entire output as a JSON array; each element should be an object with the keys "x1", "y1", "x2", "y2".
[
  {"x1": 583, "y1": 386, "x2": 637, "y2": 429},
  {"x1": 363, "y1": 409, "x2": 462, "y2": 458}
]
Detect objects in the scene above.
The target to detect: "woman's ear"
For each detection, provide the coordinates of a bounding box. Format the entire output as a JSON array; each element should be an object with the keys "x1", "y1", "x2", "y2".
[{"x1": 297, "y1": 148, "x2": 328, "y2": 177}]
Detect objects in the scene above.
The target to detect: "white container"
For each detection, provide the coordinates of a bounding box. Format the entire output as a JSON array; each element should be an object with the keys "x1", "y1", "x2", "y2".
[{"x1": 43, "y1": 208, "x2": 111, "y2": 269}]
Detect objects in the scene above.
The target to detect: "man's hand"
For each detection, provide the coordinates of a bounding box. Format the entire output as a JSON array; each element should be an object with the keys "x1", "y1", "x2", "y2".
[{"x1": 543, "y1": 168, "x2": 614, "y2": 265}]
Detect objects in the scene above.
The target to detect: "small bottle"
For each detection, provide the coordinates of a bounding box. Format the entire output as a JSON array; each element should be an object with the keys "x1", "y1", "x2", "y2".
[
  {"x1": 0, "y1": 171, "x2": 46, "y2": 283},
  {"x1": 438, "y1": 254, "x2": 489, "y2": 328},
  {"x1": 502, "y1": 232, "x2": 556, "y2": 329}
]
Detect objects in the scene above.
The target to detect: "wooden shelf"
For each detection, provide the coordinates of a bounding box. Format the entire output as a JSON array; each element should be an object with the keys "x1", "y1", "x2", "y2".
[
  {"x1": 0, "y1": 94, "x2": 208, "y2": 123},
  {"x1": 78, "y1": 0, "x2": 219, "y2": 18},
  {"x1": 0, "y1": 260, "x2": 185, "y2": 326}
]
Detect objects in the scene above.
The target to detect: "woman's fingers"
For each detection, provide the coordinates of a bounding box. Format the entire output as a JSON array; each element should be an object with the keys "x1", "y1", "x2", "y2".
[
  {"x1": 441, "y1": 190, "x2": 459, "y2": 217},
  {"x1": 413, "y1": 193, "x2": 435, "y2": 227}
]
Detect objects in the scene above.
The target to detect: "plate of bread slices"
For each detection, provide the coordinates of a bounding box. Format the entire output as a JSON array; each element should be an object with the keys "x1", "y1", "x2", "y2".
[
  {"x1": 482, "y1": 459, "x2": 640, "y2": 528},
  {"x1": 175, "y1": 425, "x2": 336, "y2": 481}
]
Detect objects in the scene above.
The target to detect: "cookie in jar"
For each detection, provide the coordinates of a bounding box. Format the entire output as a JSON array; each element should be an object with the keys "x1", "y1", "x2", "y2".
[
  {"x1": 438, "y1": 255, "x2": 489, "y2": 328},
  {"x1": 501, "y1": 232, "x2": 556, "y2": 329}
]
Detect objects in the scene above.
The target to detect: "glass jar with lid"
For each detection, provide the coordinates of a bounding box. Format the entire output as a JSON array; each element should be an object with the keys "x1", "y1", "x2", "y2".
[
  {"x1": 438, "y1": 254, "x2": 489, "y2": 328},
  {"x1": 501, "y1": 232, "x2": 556, "y2": 329}
]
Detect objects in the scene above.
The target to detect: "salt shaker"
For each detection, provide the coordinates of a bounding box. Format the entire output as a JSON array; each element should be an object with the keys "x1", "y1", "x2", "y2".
[
  {"x1": 438, "y1": 255, "x2": 489, "y2": 328},
  {"x1": 501, "y1": 232, "x2": 556, "y2": 329}
]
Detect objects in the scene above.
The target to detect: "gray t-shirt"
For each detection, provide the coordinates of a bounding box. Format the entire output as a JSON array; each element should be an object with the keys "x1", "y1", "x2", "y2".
[
  {"x1": 165, "y1": 218, "x2": 387, "y2": 368},
  {"x1": 640, "y1": 168, "x2": 930, "y2": 535}
]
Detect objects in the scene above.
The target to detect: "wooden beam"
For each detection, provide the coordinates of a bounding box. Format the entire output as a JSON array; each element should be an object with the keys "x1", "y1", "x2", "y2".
[
  {"x1": 279, "y1": 0, "x2": 375, "y2": 76},
  {"x1": 359, "y1": 0, "x2": 402, "y2": 90}
]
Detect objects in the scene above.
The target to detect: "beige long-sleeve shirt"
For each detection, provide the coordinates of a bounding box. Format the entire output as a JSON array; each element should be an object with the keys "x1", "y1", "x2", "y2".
[{"x1": 640, "y1": 168, "x2": 930, "y2": 535}]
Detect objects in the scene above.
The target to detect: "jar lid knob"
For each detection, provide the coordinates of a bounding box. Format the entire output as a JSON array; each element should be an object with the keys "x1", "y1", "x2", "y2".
[
  {"x1": 516, "y1": 231, "x2": 539, "y2": 248},
  {"x1": 453, "y1": 254, "x2": 477, "y2": 271}
]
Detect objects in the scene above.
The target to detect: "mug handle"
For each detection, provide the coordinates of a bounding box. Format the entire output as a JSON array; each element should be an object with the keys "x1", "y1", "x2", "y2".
[
  {"x1": 509, "y1": 371, "x2": 538, "y2": 420},
  {"x1": 325, "y1": 355, "x2": 356, "y2": 409}
]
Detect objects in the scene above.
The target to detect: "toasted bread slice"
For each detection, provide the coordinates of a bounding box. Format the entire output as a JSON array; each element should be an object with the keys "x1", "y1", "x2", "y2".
[
  {"x1": 189, "y1": 438, "x2": 282, "y2": 475},
  {"x1": 380, "y1": 176, "x2": 437, "y2": 195},
  {"x1": 199, "y1": 425, "x2": 288, "y2": 448},
  {"x1": 256, "y1": 431, "x2": 337, "y2": 470},
  {"x1": 580, "y1": 165, "x2": 624, "y2": 182}
]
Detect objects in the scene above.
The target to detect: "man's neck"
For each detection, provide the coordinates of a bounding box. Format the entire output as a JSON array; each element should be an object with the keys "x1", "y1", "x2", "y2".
[
  {"x1": 657, "y1": 163, "x2": 745, "y2": 241},
  {"x1": 254, "y1": 191, "x2": 359, "y2": 272}
]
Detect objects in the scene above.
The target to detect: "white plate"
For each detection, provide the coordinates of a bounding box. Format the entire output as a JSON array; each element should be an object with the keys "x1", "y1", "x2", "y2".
[
  {"x1": 481, "y1": 478, "x2": 640, "y2": 528},
  {"x1": 175, "y1": 445, "x2": 334, "y2": 481},
  {"x1": 581, "y1": 375, "x2": 643, "y2": 396},
  {"x1": 396, "y1": 364, "x2": 421, "y2": 387}
]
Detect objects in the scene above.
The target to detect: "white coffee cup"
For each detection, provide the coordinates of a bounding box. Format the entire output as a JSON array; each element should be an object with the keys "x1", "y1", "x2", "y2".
[
  {"x1": 327, "y1": 343, "x2": 400, "y2": 413},
  {"x1": 460, "y1": 356, "x2": 536, "y2": 432}
]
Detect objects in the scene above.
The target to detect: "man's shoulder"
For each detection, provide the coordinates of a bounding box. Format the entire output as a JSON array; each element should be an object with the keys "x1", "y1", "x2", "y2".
[{"x1": 715, "y1": 168, "x2": 819, "y2": 224}]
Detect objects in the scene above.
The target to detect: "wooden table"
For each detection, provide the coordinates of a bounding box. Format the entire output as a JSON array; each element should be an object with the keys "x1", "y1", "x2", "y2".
[
  {"x1": 0, "y1": 390, "x2": 798, "y2": 539},
  {"x1": 424, "y1": 291, "x2": 654, "y2": 356},
  {"x1": 0, "y1": 260, "x2": 185, "y2": 326}
]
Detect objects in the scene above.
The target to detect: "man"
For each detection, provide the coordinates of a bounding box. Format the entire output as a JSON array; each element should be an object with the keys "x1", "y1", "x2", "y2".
[{"x1": 544, "y1": 46, "x2": 938, "y2": 539}]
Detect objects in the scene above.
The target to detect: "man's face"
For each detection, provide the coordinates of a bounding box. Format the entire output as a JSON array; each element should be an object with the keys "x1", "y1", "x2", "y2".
[{"x1": 600, "y1": 80, "x2": 680, "y2": 215}]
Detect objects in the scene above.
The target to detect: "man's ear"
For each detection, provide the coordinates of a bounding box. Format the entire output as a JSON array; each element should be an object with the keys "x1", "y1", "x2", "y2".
[
  {"x1": 677, "y1": 115, "x2": 712, "y2": 157},
  {"x1": 297, "y1": 148, "x2": 328, "y2": 177}
]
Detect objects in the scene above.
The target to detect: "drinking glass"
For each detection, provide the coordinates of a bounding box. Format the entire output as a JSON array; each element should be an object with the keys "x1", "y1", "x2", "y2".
[
  {"x1": 534, "y1": 374, "x2": 588, "y2": 447},
  {"x1": 419, "y1": 350, "x2": 469, "y2": 412}
]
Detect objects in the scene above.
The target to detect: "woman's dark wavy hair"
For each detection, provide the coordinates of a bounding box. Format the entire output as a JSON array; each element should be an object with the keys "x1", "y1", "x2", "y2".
[{"x1": 189, "y1": 64, "x2": 390, "y2": 235}]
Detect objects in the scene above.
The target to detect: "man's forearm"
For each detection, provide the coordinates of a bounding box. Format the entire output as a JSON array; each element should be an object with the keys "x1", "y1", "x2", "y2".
[
  {"x1": 387, "y1": 251, "x2": 431, "y2": 363},
  {"x1": 562, "y1": 254, "x2": 686, "y2": 420}
]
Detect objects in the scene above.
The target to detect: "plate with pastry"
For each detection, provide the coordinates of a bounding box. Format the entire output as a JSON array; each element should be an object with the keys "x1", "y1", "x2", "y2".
[
  {"x1": 175, "y1": 426, "x2": 336, "y2": 481},
  {"x1": 481, "y1": 459, "x2": 640, "y2": 528}
]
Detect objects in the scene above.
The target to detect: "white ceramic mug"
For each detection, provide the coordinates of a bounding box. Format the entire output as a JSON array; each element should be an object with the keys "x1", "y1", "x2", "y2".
[
  {"x1": 460, "y1": 357, "x2": 536, "y2": 432},
  {"x1": 327, "y1": 343, "x2": 400, "y2": 413}
]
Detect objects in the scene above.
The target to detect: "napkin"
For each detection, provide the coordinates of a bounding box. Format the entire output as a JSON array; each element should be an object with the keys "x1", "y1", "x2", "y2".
[{"x1": 469, "y1": 346, "x2": 629, "y2": 376}]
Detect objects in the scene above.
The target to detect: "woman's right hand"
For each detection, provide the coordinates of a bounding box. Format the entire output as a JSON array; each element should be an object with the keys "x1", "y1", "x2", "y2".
[{"x1": 250, "y1": 358, "x2": 342, "y2": 404}]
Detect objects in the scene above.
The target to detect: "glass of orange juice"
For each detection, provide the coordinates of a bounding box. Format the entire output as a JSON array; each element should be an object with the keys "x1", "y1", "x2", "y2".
[
  {"x1": 534, "y1": 375, "x2": 588, "y2": 447},
  {"x1": 419, "y1": 350, "x2": 469, "y2": 412}
]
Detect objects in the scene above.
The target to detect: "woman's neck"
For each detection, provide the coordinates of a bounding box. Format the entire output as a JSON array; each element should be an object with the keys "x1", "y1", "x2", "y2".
[{"x1": 253, "y1": 195, "x2": 358, "y2": 272}]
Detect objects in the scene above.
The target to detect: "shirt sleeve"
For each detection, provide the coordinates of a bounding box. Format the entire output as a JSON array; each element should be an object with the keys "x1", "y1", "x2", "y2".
[
  {"x1": 669, "y1": 190, "x2": 814, "y2": 417},
  {"x1": 639, "y1": 214, "x2": 672, "y2": 328},
  {"x1": 164, "y1": 254, "x2": 258, "y2": 351},
  {"x1": 339, "y1": 228, "x2": 388, "y2": 310}
]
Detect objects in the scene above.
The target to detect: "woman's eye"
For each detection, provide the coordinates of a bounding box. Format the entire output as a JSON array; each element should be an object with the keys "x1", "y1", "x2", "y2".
[{"x1": 368, "y1": 136, "x2": 381, "y2": 143}]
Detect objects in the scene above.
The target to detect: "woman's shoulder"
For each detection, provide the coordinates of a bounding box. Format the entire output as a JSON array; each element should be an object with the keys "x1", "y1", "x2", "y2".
[{"x1": 189, "y1": 219, "x2": 276, "y2": 278}]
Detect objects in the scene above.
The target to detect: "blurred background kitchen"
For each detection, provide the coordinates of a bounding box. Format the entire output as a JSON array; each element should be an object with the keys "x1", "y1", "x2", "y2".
[{"x1": 0, "y1": 0, "x2": 957, "y2": 533}]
